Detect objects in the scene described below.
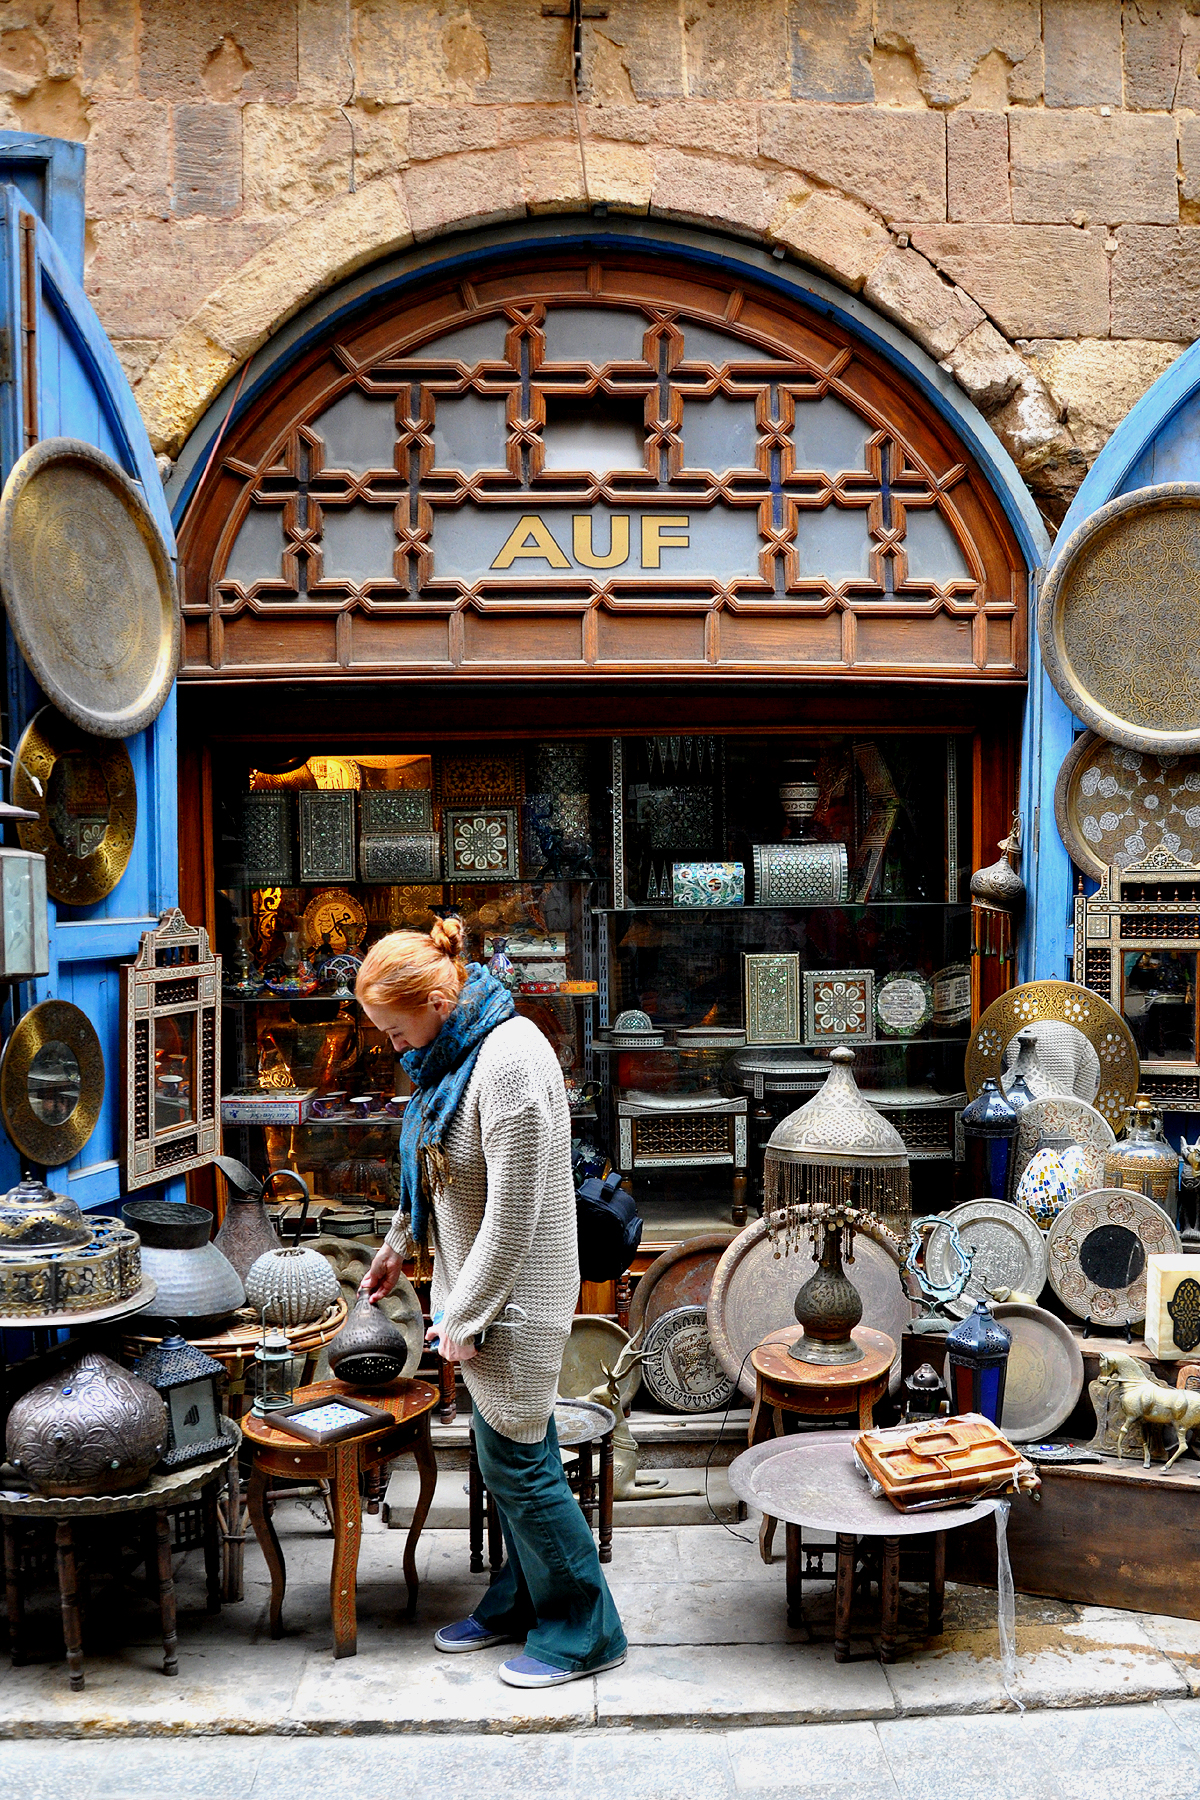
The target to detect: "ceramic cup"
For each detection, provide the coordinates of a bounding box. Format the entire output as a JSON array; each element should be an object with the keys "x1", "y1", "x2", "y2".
[
  {"x1": 310, "y1": 1092, "x2": 347, "y2": 1119},
  {"x1": 383, "y1": 1095, "x2": 408, "y2": 1117},
  {"x1": 349, "y1": 1094, "x2": 379, "y2": 1119}
]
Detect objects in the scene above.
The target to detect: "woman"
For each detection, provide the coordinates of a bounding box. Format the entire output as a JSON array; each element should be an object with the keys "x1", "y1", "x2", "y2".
[{"x1": 358, "y1": 917, "x2": 626, "y2": 1688}]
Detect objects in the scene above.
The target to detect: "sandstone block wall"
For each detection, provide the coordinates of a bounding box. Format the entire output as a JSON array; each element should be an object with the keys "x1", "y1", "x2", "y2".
[{"x1": 3, "y1": 1, "x2": 1200, "y2": 525}]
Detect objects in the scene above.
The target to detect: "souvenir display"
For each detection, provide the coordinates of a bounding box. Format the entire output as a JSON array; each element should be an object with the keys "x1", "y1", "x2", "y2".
[
  {"x1": 0, "y1": 1210, "x2": 143, "y2": 1324},
  {"x1": 0, "y1": 438, "x2": 178, "y2": 739},
  {"x1": 1046, "y1": 1188, "x2": 1181, "y2": 1326},
  {"x1": 1038, "y1": 483, "x2": 1200, "y2": 754},
  {"x1": 803, "y1": 969, "x2": 874, "y2": 1045},
  {"x1": 970, "y1": 824, "x2": 1025, "y2": 972},
  {"x1": 850, "y1": 740, "x2": 901, "y2": 902},
  {"x1": 123, "y1": 1198, "x2": 245, "y2": 1336},
  {"x1": 970, "y1": 829, "x2": 1026, "y2": 913},
  {"x1": 763, "y1": 1049, "x2": 911, "y2": 1237},
  {"x1": 241, "y1": 792, "x2": 294, "y2": 885},
  {"x1": 252, "y1": 1322, "x2": 296, "y2": 1416},
  {"x1": 1001, "y1": 1027, "x2": 1065, "y2": 1106},
  {"x1": 1015, "y1": 1148, "x2": 1082, "y2": 1229},
  {"x1": 244, "y1": 1243, "x2": 341, "y2": 1326},
  {"x1": 121, "y1": 909, "x2": 221, "y2": 1190},
  {"x1": 359, "y1": 789, "x2": 433, "y2": 832},
  {"x1": 674, "y1": 1026, "x2": 745, "y2": 1049},
  {"x1": 301, "y1": 887, "x2": 367, "y2": 950},
  {"x1": 960, "y1": 1079, "x2": 1020, "y2": 1204},
  {"x1": 627, "y1": 1232, "x2": 738, "y2": 1343},
  {"x1": 638, "y1": 1305, "x2": 736, "y2": 1412},
  {"x1": 0, "y1": 998, "x2": 104, "y2": 1170},
  {"x1": 944, "y1": 1301, "x2": 1011, "y2": 1425},
  {"x1": 359, "y1": 831, "x2": 441, "y2": 883},
  {"x1": 6, "y1": 1352, "x2": 167, "y2": 1496},
  {"x1": 778, "y1": 758, "x2": 819, "y2": 832},
  {"x1": 928, "y1": 1201, "x2": 1049, "y2": 1320},
  {"x1": 486, "y1": 936, "x2": 518, "y2": 990},
  {"x1": 854, "y1": 1415, "x2": 1037, "y2": 1510},
  {"x1": 299, "y1": 789, "x2": 357, "y2": 884},
  {"x1": 1104, "y1": 1096, "x2": 1178, "y2": 1217},
  {"x1": 671, "y1": 861, "x2": 744, "y2": 906},
  {"x1": 13, "y1": 706, "x2": 137, "y2": 905},
  {"x1": 902, "y1": 1214, "x2": 974, "y2": 1324},
  {"x1": 444, "y1": 806, "x2": 520, "y2": 880},
  {"x1": 221, "y1": 1087, "x2": 316, "y2": 1124},
  {"x1": 874, "y1": 971, "x2": 932, "y2": 1038},
  {"x1": 0, "y1": 1174, "x2": 91, "y2": 1253},
  {"x1": 753, "y1": 841, "x2": 848, "y2": 904},
  {"x1": 0, "y1": 838, "x2": 48, "y2": 984},
  {"x1": 1055, "y1": 731, "x2": 1200, "y2": 880},
  {"x1": 1093, "y1": 1348, "x2": 1200, "y2": 1470},
  {"x1": 743, "y1": 953, "x2": 801, "y2": 1045},
  {"x1": 1145, "y1": 1255, "x2": 1200, "y2": 1359},
  {"x1": 965, "y1": 980, "x2": 1139, "y2": 1132},
  {"x1": 132, "y1": 1331, "x2": 227, "y2": 1471},
  {"x1": 1011, "y1": 1095, "x2": 1115, "y2": 1196}
]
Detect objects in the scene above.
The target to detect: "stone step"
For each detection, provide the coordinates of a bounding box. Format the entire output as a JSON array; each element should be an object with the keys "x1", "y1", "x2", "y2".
[
  {"x1": 428, "y1": 1408, "x2": 752, "y2": 1471},
  {"x1": 382, "y1": 1463, "x2": 744, "y2": 1529}
]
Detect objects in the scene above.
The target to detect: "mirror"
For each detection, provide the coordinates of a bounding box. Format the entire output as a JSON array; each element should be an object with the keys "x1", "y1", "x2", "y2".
[
  {"x1": 154, "y1": 1012, "x2": 195, "y2": 1131},
  {"x1": 123, "y1": 909, "x2": 220, "y2": 1190},
  {"x1": 1122, "y1": 949, "x2": 1198, "y2": 1063},
  {"x1": 26, "y1": 1040, "x2": 82, "y2": 1125}
]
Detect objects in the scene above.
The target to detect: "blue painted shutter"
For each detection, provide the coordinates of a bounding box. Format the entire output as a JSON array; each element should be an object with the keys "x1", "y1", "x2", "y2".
[{"x1": 0, "y1": 132, "x2": 181, "y2": 1210}]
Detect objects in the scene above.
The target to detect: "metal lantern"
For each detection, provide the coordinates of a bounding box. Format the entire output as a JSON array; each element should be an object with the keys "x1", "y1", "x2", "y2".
[
  {"x1": 960, "y1": 1077, "x2": 1019, "y2": 1203},
  {"x1": 252, "y1": 1317, "x2": 295, "y2": 1417},
  {"x1": 132, "y1": 1329, "x2": 226, "y2": 1471},
  {"x1": 945, "y1": 1299, "x2": 1012, "y2": 1426},
  {"x1": 903, "y1": 1362, "x2": 948, "y2": 1423}
]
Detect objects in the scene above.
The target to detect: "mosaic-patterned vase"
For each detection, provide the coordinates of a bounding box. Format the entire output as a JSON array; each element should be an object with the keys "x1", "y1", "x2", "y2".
[{"x1": 1015, "y1": 1147, "x2": 1078, "y2": 1229}]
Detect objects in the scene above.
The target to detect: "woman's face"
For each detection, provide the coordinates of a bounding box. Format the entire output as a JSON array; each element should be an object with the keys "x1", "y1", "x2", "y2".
[{"x1": 360, "y1": 990, "x2": 453, "y2": 1053}]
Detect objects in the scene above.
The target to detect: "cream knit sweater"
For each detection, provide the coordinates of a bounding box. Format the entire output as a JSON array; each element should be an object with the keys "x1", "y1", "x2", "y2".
[{"x1": 385, "y1": 1015, "x2": 578, "y2": 1443}]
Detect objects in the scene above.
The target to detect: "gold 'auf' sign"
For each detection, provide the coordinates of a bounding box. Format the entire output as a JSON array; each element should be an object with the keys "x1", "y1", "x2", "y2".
[{"x1": 491, "y1": 513, "x2": 690, "y2": 571}]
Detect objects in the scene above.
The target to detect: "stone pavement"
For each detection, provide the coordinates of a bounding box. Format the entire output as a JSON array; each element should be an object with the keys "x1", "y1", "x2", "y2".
[{"x1": 1, "y1": 1496, "x2": 1199, "y2": 1739}]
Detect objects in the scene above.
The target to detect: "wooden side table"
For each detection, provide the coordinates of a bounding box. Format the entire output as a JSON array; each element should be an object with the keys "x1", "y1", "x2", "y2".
[
  {"x1": 749, "y1": 1325, "x2": 896, "y2": 1567},
  {"x1": 0, "y1": 1427, "x2": 238, "y2": 1692},
  {"x1": 242, "y1": 1376, "x2": 437, "y2": 1660}
]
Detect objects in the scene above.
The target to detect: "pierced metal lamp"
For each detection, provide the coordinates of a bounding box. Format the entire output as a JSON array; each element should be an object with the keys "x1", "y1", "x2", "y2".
[{"x1": 763, "y1": 1046, "x2": 911, "y2": 1367}]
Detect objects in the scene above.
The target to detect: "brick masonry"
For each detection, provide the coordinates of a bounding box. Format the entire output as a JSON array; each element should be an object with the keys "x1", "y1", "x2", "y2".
[{"x1": 5, "y1": 0, "x2": 1200, "y2": 524}]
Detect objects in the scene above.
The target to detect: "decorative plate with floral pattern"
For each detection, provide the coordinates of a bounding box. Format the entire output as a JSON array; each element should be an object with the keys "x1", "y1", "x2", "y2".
[
  {"x1": 1046, "y1": 1187, "x2": 1180, "y2": 1326},
  {"x1": 1012, "y1": 1095, "x2": 1116, "y2": 1193},
  {"x1": 1055, "y1": 730, "x2": 1200, "y2": 880}
]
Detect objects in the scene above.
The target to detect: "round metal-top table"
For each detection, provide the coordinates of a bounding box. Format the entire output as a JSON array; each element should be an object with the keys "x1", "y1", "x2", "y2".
[{"x1": 729, "y1": 1430, "x2": 999, "y2": 1663}]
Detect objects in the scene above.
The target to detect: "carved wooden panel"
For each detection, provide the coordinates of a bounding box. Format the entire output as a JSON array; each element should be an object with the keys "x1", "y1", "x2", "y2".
[{"x1": 178, "y1": 255, "x2": 1027, "y2": 684}]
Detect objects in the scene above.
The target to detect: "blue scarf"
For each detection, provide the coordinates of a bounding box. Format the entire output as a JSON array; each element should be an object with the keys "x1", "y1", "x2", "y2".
[{"x1": 397, "y1": 963, "x2": 515, "y2": 1248}]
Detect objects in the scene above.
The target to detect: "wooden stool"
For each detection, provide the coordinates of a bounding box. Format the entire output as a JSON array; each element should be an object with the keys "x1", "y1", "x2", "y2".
[
  {"x1": 243, "y1": 1377, "x2": 437, "y2": 1659},
  {"x1": 468, "y1": 1399, "x2": 616, "y2": 1574},
  {"x1": 750, "y1": 1325, "x2": 895, "y2": 1568}
]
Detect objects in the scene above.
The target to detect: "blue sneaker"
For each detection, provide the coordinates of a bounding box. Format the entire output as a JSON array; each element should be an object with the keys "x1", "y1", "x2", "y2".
[
  {"x1": 498, "y1": 1650, "x2": 627, "y2": 1688},
  {"x1": 433, "y1": 1616, "x2": 519, "y2": 1654}
]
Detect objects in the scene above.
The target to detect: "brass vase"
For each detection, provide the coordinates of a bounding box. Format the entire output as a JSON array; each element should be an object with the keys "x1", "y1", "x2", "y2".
[{"x1": 788, "y1": 1215, "x2": 864, "y2": 1366}]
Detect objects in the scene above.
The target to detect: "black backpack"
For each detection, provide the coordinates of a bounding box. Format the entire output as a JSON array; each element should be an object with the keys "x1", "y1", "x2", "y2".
[{"x1": 575, "y1": 1168, "x2": 642, "y2": 1282}]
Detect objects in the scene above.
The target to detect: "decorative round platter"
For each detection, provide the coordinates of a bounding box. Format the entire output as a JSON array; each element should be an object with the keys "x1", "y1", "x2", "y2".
[
  {"x1": 0, "y1": 438, "x2": 178, "y2": 738},
  {"x1": 640, "y1": 1305, "x2": 738, "y2": 1413},
  {"x1": 965, "y1": 980, "x2": 1139, "y2": 1132},
  {"x1": 1046, "y1": 1188, "x2": 1180, "y2": 1326},
  {"x1": 0, "y1": 998, "x2": 105, "y2": 1168},
  {"x1": 301, "y1": 888, "x2": 368, "y2": 949},
  {"x1": 1037, "y1": 483, "x2": 1200, "y2": 754},
  {"x1": 1054, "y1": 730, "x2": 1200, "y2": 880},
  {"x1": 13, "y1": 706, "x2": 137, "y2": 906},
  {"x1": 875, "y1": 971, "x2": 932, "y2": 1038},
  {"x1": 709, "y1": 1215, "x2": 911, "y2": 1401},
  {"x1": 553, "y1": 1398, "x2": 615, "y2": 1448},
  {"x1": 1012, "y1": 1095, "x2": 1115, "y2": 1194},
  {"x1": 927, "y1": 1201, "x2": 1049, "y2": 1319},
  {"x1": 628, "y1": 1232, "x2": 737, "y2": 1342},
  {"x1": 991, "y1": 1303, "x2": 1085, "y2": 1442},
  {"x1": 559, "y1": 1315, "x2": 642, "y2": 1409}
]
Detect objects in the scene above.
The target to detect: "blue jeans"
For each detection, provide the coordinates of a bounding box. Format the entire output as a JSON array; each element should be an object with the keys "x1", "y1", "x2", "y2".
[{"x1": 470, "y1": 1410, "x2": 627, "y2": 1672}]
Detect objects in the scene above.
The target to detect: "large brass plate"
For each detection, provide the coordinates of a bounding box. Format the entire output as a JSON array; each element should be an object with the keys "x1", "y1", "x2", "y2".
[
  {"x1": 0, "y1": 999, "x2": 104, "y2": 1167},
  {"x1": 13, "y1": 706, "x2": 136, "y2": 905},
  {"x1": 1038, "y1": 484, "x2": 1200, "y2": 753},
  {"x1": 0, "y1": 438, "x2": 177, "y2": 739},
  {"x1": 965, "y1": 980, "x2": 1139, "y2": 1132},
  {"x1": 1054, "y1": 729, "x2": 1200, "y2": 880}
]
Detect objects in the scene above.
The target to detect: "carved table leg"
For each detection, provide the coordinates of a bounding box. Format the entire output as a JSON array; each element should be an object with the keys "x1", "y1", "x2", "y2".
[
  {"x1": 785, "y1": 1523, "x2": 803, "y2": 1629},
  {"x1": 247, "y1": 1462, "x2": 286, "y2": 1640},
  {"x1": 834, "y1": 1533, "x2": 856, "y2": 1664},
  {"x1": 221, "y1": 1454, "x2": 245, "y2": 1605},
  {"x1": 577, "y1": 1438, "x2": 595, "y2": 1531},
  {"x1": 615, "y1": 1273, "x2": 634, "y2": 1333},
  {"x1": 879, "y1": 1536, "x2": 900, "y2": 1664},
  {"x1": 364, "y1": 1465, "x2": 381, "y2": 1517},
  {"x1": 599, "y1": 1433, "x2": 614, "y2": 1565},
  {"x1": 329, "y1": 1438, "x2": 362, "y2": 1658},
  {"x1": 438, "y1": 1359, "x2": 457, "y2": 1425},
  {"x1": 732, "y1": 1170, "x2": 748, "y2": 1228},
  {"x1": 4, "y1": 1522, "x2": 23, "y2": 1667},
  {"x1": 858, "y1": 1382, "x2": 877, "y2": 1431},
  {"x1": 155, "y1": 1510, "x2": 179, "y2": 1676},
  {"x1": 55, "y1": 1521, "x2": 84, "y2": 1692},
  {"x1": 404, "y1": 1416, "x2": 438, "y2": 1620},
  {"x1": 202, "y1": 1480, "x2": 222, "y2": 1615},
  {"x1": 929, "y1": 1531, "x2": 946, "y2": 1637},
  {"x1": 468, "y1": 1427, "x2": 484, "y2": 1575}
]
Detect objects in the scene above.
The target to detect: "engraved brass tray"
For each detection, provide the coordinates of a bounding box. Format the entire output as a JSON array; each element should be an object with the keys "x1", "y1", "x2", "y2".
[
  {"x1": 1038, "y1": 483, "x2": 1200, "y2": 753},
  {"x1": 1054, "y1": 729, "x2": 1200, "y2": 880},
  {"x1": 0, "y1": 438, "x2": 178, "y2": 739},
  {"x1": 13, "y1": 706, "x2": 136, "y2": 905},
  {"x1": 965, "y1": 980, "x2": 1139, "y2": 1132}
]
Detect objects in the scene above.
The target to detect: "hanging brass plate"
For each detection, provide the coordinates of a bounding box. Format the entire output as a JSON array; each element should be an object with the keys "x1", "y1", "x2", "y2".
[
  {"x1": 1038, "y1": 483, "x2": 1200, "y2": 754},
  {"x1": 12, "y1": 706, "x2": 136, "y2": 905},
  {"x1": 0, "y1": 999, "x2": 104, "y2": 1168},
  {"x1": 1054, "y1": 728, "x2": 1200, "y2": 881},
  {"x1": 0, "y1": 438, "x2": 178, "y2": 739},
  {"x1": 965, "y1": 979, "x2": 1139, "y2": 1132}
]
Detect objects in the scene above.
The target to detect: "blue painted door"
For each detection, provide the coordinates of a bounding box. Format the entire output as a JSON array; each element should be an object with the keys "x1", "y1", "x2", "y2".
[{"x1": 0, "y1": 132, "x2": 180, "y2": 1211}]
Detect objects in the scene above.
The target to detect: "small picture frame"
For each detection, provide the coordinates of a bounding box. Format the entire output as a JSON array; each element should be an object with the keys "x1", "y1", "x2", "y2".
[
  {"x1": 270, "y1": 1395, "x2": 394, "y2": 1446},
  {"x1": 803, "y1": 969, "x2": 874, "y2": 1044}
]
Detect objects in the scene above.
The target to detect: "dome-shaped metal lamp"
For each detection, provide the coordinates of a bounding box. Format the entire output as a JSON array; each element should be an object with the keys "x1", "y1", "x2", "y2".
[{"x1": 763, "y1": 1047, "x2": 910, "y2": 1367}]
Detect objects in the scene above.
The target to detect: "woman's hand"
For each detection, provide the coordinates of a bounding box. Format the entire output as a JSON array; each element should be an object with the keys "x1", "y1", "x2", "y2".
[
  {"x1": 426, "y1": 1321, "x2": 477, "y2": 1364},
  {"x1": 359, "y1": 1244, "x2": 403, "y2": 1305}
]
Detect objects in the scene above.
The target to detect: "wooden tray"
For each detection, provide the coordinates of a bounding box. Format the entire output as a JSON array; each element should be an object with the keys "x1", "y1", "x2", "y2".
[{"x1": 857, "y1": 1417, "x2": 1028, "y2": 1510}]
